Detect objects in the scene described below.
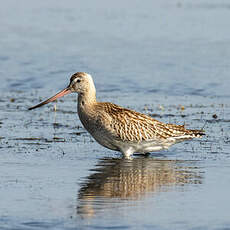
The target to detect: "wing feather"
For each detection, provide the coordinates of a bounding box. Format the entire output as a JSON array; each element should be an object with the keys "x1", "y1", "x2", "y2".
[{"x1": 95, "y1": 102, "x2": 204, "y2": 142}]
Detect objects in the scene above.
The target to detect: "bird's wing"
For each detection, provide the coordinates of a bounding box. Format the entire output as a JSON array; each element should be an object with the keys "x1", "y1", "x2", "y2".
[{"x1": 98, "y1": 102, "x2": 194, "y2": 142}]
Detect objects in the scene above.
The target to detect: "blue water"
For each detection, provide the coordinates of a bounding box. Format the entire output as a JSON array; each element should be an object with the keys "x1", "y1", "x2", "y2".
[{"x1": 0, "y1": 0, "x2": 230, "y2": 229}]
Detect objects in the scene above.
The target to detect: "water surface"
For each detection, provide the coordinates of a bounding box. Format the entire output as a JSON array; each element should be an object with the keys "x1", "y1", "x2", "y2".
[{"x1": 0, "y1": 0, "x2": 230, "y2": 229}]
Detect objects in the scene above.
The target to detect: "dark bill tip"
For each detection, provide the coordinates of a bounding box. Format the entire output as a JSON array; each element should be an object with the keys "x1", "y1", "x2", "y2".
[{"x1": 28, "y1": 88, "x2": 71, "y2": 110}]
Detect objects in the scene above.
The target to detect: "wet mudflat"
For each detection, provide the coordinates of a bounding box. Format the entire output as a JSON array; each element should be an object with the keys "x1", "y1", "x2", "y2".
[{"x1": 1, "y1": 0, "x2": 230, "y2": 229}]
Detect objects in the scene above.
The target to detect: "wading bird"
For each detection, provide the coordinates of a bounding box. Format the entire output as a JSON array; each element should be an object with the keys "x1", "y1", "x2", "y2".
[{"x1": 29, "y1": 72, "x2": 204, "y2": 157}]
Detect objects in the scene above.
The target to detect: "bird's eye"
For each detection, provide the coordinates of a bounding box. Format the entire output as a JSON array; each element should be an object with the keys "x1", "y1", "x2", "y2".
[{"x1": 76, "y1": 79, "x2": 81, "y2": 83}]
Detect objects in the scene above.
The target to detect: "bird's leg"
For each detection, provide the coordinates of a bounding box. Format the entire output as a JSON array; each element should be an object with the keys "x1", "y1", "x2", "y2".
[{"x1": 120, "y1": 147, "x2": 134, "y2": 158}]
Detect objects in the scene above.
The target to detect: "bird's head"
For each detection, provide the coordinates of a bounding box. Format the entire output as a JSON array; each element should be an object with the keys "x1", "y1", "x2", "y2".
[{"x1": 28, "y1": 72, "x2": 94, "y2": 110}]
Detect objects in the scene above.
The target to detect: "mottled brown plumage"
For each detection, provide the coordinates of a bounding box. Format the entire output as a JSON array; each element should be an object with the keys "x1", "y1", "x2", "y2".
[
  {"x1": 29, "y1": 72, "x2": 205, "y2": 157},
  {"x1": 95, "y1": 102, "x2": 203, "y2": 142}
]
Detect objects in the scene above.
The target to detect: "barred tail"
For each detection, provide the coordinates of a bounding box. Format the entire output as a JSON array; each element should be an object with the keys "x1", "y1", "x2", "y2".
[
  {"x1": 187, "y1": 129, "x2": 205, "y2": 138},
  {"x1": 171, "y1": 128, "x2": 205, "y2": 143}
]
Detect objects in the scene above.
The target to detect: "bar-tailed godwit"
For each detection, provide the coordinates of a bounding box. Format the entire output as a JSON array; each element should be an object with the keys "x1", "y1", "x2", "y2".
[{"x1": 29, "y1": 72, "x2": 204, "y2": 157}]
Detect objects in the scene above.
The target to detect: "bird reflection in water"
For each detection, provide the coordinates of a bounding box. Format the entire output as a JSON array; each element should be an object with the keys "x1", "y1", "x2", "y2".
[{"x1": 77, "y1": 157, "x2": 203, "y2": 218}]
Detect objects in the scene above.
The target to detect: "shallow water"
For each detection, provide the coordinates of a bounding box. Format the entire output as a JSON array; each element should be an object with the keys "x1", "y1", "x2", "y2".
[{"x1": 1, "y1": 0, "x2": 230, "y2": 229}]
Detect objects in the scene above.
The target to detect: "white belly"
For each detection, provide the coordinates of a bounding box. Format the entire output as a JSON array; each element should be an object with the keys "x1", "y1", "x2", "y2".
[{"x1": 91, "y1": 130, "x2": 176, "y2": 157}]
